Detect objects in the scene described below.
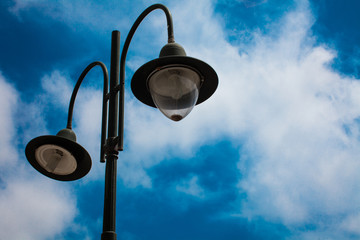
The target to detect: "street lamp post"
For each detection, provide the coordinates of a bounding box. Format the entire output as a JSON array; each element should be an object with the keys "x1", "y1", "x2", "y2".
[{"x1": 25, "y1": 4, "x2": 218, "y2": 240}]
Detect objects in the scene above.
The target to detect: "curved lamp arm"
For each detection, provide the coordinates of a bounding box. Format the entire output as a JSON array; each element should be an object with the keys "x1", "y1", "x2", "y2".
[
  {"x1": 117, "y1": 3, "x2": 174, "y2": 150},
  {"x1": 66, "y1": 61, "x2": 109, "y2": 162}
]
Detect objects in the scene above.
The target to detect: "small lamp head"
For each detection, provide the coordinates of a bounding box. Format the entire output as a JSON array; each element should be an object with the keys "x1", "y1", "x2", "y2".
[{"x1": 25, "y1": 128, "x2": 91, "y2": 181}]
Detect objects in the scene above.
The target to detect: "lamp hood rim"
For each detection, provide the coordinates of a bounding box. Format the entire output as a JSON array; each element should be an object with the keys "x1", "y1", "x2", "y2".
[
  {"x1": 131, "y1": 55, "x2": 218, "y2": 108},
  {"x1": 25, "y1": 135, "x2": 92, "y2": 181}
]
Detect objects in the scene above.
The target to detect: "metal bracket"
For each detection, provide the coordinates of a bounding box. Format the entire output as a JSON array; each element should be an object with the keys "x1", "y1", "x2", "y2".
[{"x1": 104, "y1": 137, "x2": 120, "y2": 158}]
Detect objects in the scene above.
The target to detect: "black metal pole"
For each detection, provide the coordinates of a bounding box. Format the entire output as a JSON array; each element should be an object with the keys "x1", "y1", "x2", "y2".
[{"x1": 101, "y1": 30, "x2": 120, "y2": 240}]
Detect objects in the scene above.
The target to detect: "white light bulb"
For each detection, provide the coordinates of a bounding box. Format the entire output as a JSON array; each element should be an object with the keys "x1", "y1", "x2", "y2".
[{"x1": 35, "y1": 144, "x2": 77, "y2": 175}]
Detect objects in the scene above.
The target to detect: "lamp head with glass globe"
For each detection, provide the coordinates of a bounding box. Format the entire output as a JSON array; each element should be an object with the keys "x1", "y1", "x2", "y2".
[{"x1": 131, "y1": 42, "x2": 218, "y2": 121}]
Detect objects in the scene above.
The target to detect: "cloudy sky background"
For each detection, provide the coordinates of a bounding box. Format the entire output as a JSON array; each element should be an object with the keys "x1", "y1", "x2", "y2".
[{"x1": 1, "y1": 0, "x2": 360, "y2": 239}]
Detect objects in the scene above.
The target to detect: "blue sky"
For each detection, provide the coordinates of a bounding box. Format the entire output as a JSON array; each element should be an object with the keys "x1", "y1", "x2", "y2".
[{"x1": 1, "y1": 0, "x2": 360, "y2": 239}]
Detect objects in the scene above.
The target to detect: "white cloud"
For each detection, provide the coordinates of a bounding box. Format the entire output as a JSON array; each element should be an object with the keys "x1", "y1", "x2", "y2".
[
  {"x1": 211, "y1": 2, "x2": 360, "y2": 238},
  {"x1": 151, "y1": 2, "x2": 360, "y2": 235},
  {"x1": 341, "y1": 213, "x2": 360, "y2": 235},
  {"x1": 0, "y1": 178, "x2": 76, "y2": 240},
  {"x1": 0, "y1": 73, "x2": 18, "y2": 170},
  {"x1": 7, "y1": 0, "x2": 360, "y2": 238},
  {"x1": 0, "y1": 72, "x2": 79, "y2": 240},
  {"x1": 104, "y1": 0, "x2": 360, "y2": 237},
  {"x1": 218, "y1": 0, "x2": 268, "y2": 8},
  {"x1": 40, "y1": 70, "x2": 73, "y2": 109},
  {"x1": 176, "y1": 175, "x2": 205, "y2": 198}
]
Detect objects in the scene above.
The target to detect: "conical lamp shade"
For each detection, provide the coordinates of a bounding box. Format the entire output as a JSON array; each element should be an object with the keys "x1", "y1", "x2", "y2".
[{"x1": 25, "y1": 129, "x2": 91, "y2": 181}]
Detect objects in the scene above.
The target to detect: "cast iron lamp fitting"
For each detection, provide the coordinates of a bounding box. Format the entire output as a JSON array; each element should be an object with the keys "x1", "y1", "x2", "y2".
[{"x1": 25, "y1": 4, "x2": 218, "y2": 240}]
